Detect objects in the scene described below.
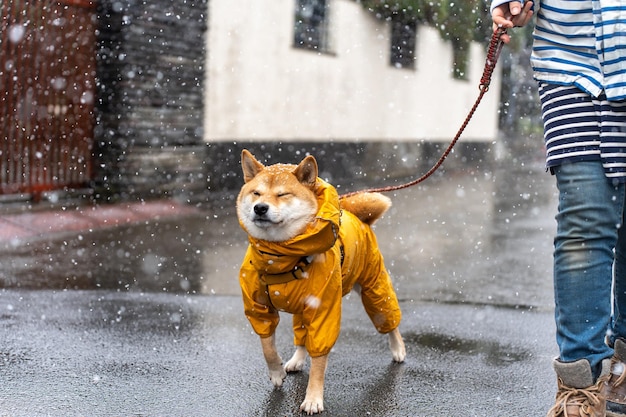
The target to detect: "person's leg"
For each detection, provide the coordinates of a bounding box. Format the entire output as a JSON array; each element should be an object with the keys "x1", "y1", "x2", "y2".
[
  {"x1": 604, "y1": 185, "x2": 626, "y2": 416},
  {"x1": 553, "y1": 160, "x2": 622, "y2": 372},
  {"x1": 548, "y1": 161, "x2": 620, "y2": 417}
]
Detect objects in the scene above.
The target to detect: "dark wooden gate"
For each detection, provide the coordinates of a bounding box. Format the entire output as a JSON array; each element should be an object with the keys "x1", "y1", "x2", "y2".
[{"x1": 0, "y1": 0, "x2": 96, "y2": 198}]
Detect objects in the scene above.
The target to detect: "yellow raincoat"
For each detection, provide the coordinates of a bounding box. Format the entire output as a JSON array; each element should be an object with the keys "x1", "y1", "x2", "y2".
[{"x1": 239, "y1": 179, "x2": 401, "y2": 357}]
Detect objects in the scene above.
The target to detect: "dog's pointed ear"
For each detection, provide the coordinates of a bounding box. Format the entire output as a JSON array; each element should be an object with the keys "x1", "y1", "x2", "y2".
[
  {"x1": 293, "y1": 155, "x2": 318, "y2": 187},
  {"x1": 241, "y1": 150, "x2": 265, "y2": 183}
]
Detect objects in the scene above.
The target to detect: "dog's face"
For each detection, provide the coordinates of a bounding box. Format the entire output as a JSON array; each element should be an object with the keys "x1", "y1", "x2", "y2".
[{"x1": 237, "y1": 150, "x2": 319, "y2": 242}]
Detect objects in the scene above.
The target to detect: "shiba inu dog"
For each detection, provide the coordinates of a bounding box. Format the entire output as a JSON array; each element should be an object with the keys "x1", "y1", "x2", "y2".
[{"x1": 237, "y1": 149, "x2": 405, "y2": 415}]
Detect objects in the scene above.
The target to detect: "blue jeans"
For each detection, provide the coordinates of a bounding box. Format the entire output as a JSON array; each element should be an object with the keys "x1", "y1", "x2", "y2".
[{"x1": 553, "y1": 161, "x2": 626, "y2": 369}]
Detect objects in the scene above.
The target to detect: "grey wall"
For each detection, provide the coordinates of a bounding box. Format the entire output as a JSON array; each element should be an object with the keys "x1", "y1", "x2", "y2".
[{"x1": 94, "y1": 0, "x2": 208, "y2": 202}]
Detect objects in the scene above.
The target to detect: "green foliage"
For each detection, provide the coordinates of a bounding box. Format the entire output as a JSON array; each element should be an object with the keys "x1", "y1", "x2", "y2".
[{"x1": 358, "y1": 0, "x2": 491, "y2": 79}]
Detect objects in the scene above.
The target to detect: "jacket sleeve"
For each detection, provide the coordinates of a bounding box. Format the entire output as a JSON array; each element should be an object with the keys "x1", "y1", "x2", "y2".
[{"x1": 240, "y1": 250, "x2": 280, "y2": 338}]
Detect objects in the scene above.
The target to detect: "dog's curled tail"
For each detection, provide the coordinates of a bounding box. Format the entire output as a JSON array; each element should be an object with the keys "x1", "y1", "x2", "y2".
[{"x1": 340, "y1": 192, "x2": 391, "y2": 225}]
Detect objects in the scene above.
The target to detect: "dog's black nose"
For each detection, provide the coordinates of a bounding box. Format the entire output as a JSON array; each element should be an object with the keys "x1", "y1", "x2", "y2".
[{"x1": 254, "y1": 203, "x2": 269, "y2": 216}]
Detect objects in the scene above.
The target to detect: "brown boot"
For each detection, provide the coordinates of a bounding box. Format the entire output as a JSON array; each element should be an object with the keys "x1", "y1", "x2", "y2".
[
  {"x1": 605, "y1": 339, "x2": 626, "y2": 417},
  {"x1": 547, "y1": 358, "x2": 610, "y2": 417}
]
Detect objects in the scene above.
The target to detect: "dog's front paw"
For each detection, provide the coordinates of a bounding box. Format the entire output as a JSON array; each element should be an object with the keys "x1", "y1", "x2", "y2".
[
  {"x1": 284, "y1": 346, "x2": 307, "y2": 373},
  {"x1": 300, "y1": 395, "x2": 324, "y2": 415},
  {"x1": 268, "y1": 366, "x2": 287, "y2": 387},
  {"x1": 391, "y1": 344, "x2": 406, "y2": 363},
  {"x1": 389, "y1": 328, "x2": 406, "y2": 363}
]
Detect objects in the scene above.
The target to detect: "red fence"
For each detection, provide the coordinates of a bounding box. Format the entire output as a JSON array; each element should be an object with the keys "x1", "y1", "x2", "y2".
[{"x1": 0, "y1": 0, "x2": 96, "y2": 197}]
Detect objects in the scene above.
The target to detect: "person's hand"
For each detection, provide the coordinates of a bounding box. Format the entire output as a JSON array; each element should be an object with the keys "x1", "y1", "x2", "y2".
[{"x1": 492, "y1": 1, "x2": 534, "y2": 44}]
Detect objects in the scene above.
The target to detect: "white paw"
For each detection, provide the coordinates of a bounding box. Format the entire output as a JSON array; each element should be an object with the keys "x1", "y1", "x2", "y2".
[
  {"x1": 285, "y1": 357, "x2": 306, "y2": 373},
  {"x1": 268, "y1": 367, "x2": 287, "y2": 387},
  {"x1": 284, "y1": 346, "x2": 307, "y2": 373},
  {"x1": 300, "y1": 396, "x2": 324, "y2": 415},
  {"x1": 389, "y1": 329, "x2": 406, "y2": 363},
  {"x1": 391, "y1": 343, "x2": 406, "y2": 363}
]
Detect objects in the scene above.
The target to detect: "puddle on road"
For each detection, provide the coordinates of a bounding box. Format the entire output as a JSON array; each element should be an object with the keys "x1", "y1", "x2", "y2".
[
  {"x1": 403, "y1": 331, "x2": 531, "y2": 366},
  {"x1": 0, "y1": 209, "x2": 245, "y2": 294}
]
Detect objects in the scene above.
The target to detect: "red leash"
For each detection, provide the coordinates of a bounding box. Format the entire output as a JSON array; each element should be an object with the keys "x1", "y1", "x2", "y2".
[{"x1": 340, "y1": 27, "x2": 507, "y2": 198}]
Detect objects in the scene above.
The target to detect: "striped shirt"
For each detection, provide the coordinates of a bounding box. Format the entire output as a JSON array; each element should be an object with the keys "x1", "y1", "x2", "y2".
[
  {"x1": 491, "y1": 0, "x2": 626, "y2": 178},
  {"x1": 539, "y1": 83, "x2": 626, "y2": 179}
]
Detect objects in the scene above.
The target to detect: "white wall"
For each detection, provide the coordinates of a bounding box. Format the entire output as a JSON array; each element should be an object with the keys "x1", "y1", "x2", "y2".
[{"x1": 204, "y1": 0, "x2": 501, "y2": 143}]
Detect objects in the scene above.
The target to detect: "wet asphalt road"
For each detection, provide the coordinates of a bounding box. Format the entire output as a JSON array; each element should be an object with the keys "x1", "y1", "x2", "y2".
[{"x1": 0, "y1": 158, "x2": 559, "y2": 416}]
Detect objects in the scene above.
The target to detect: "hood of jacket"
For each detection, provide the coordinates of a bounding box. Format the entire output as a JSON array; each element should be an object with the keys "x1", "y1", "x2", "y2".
[{"x1": 242, "y1": 178, "x2": 340, "y2": 275}]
